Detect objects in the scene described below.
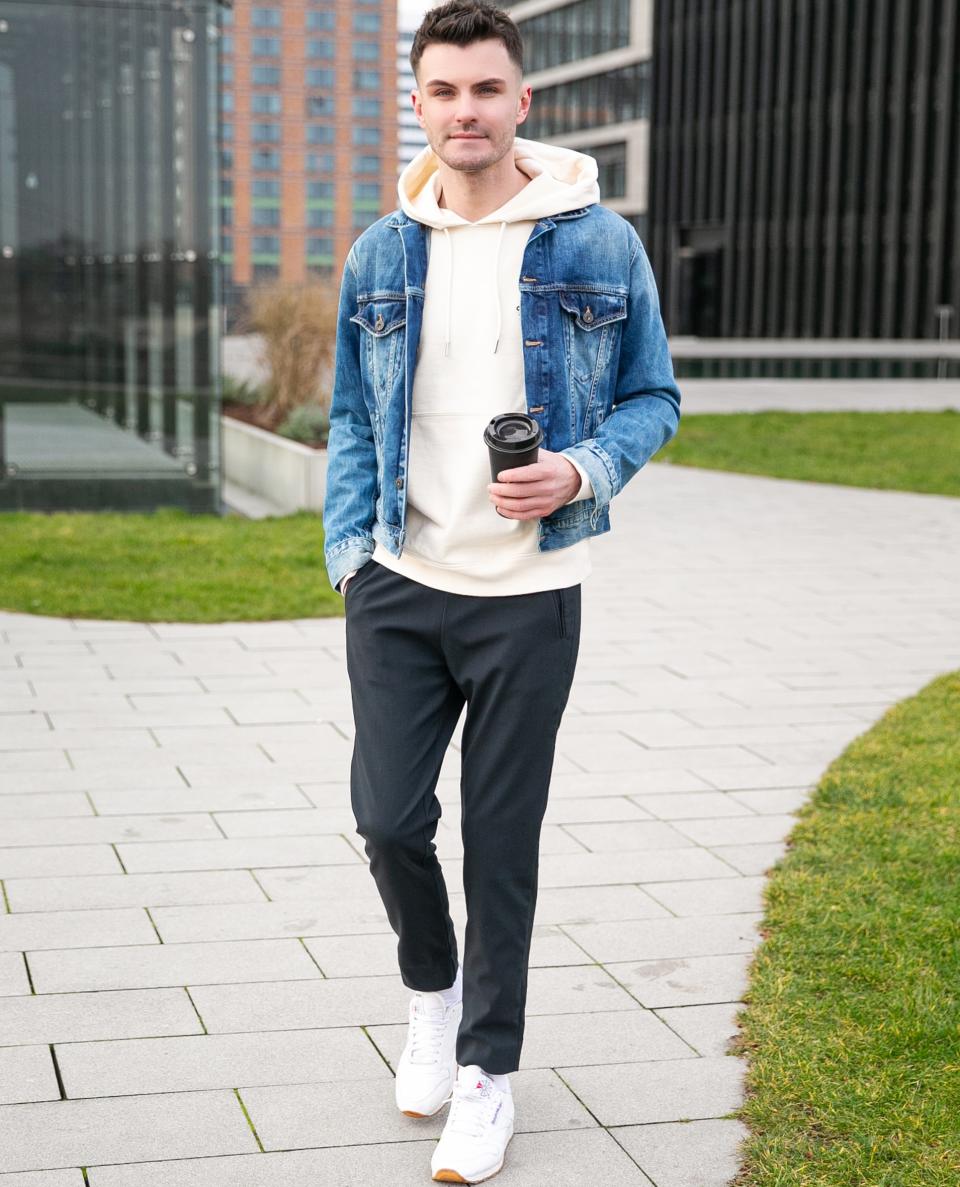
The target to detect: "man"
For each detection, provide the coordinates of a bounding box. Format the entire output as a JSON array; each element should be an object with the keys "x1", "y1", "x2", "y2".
[{"x1": 322, "y1": 2, "x2": 681, "y2": 1180}]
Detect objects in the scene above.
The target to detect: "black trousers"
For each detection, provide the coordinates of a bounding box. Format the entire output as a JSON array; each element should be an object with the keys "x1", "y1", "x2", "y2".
[{"x1": 344, "y1": 559, "x2": 581, "y2": 1074}]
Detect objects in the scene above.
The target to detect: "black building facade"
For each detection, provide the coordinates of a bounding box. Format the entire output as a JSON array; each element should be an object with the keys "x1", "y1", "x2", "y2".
[
  {"x1": 649, "y1": 1, "x2": 960, "y2": 346},
  {"x1": 0, "y1": 0, "x2": 224, "y2": 512}
]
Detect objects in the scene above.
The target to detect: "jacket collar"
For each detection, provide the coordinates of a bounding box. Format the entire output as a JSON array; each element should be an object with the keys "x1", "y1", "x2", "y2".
[{"x1": 384, "y1": 206, "x2": 593, "y2": 229}]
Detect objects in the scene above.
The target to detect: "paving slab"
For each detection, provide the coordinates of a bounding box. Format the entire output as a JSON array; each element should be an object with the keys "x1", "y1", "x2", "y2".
[{"x1": 2, "y1": 450, "x2": 959, "y2": 1184}]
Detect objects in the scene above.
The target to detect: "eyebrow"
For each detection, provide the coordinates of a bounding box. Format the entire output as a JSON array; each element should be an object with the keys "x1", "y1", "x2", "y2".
[{"x1": 423, "y1": 78, "x2": 507, "y2": 88}]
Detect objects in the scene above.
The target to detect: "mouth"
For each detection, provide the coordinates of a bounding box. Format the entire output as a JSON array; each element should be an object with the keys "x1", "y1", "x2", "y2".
[{"x1": 450, "y1": 134, "x2": 485, "y2": 139}]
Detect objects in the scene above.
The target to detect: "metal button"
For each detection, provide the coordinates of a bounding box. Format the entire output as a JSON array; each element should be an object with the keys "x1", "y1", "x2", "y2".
[
  {"x1": 395, "y1": 477, "x2": 404, "y2": 489},
  {"x1": 374, "y1": 312, "x2": 384, "y2": 331},
  {"x1": 583, "y1": 306, "x2": 593, "y2": 323}
]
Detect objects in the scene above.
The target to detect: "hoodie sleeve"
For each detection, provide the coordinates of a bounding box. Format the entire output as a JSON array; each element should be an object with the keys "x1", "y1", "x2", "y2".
[{"x1": 559, "y1": 231, "x2": 681, "y2": 511}]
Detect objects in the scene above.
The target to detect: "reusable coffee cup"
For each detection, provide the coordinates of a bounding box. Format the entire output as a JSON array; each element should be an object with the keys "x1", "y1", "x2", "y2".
[{"x1": 483, "y1": 412, "x2": 543, "y2": 481}]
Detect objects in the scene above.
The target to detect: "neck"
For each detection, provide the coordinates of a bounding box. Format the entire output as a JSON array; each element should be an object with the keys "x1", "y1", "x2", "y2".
[{"x1": 435, "y1": 154, "x2": 531, "y2": 223}]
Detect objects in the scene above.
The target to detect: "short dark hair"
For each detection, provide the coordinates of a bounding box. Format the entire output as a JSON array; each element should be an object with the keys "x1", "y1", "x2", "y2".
[{"x1": 410, "y1": 1, "x2": 524, "y2": 85}]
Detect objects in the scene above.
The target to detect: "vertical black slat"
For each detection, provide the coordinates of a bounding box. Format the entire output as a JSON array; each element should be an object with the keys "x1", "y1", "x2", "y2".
[
  {"x1": 720, "y1": 0, "x2": 741, "y2": 337},
  {"x1": 858, "y1": 0, "x2": 889, "y2": 336},
  {"x1": 102, "y1": 7, "x2": 123, "y2": 422},
  {"x1": 667, "y1": 0, "x2": 686, "y2": 321},
  {"x1": 767, "y1": 2, "x2": 793, "y2": 336},
  {"x1": 748, "y1": 0, "x2": 775, "y2": 335},
  {"x1": 709, "y1": 1, "x2": 727, "y2": 243},
  {"x1": 783, "y1": 0, "x2": 810, "y2": 336},
  {"x1": 159, "y1": 6, "x2": 177, "y2": 458},
  {"x1": 77, "y1": 8, "x2": 95, "y2": 397},
  {"x1": 903, "y1": 0, "x2": 933, "y2": 336},
  {"x1": 679, "y1": 0, "x2": 696, "y2": 221},
  {"x1": 800, "y1": 0, "x2": 829, "y2": 337},
  {"x1": 733, "y1": 0, "x2": 758, "y2": 337},
  {"x1": 115, "y1": 6, "x2": 133, "y2": 431},
  {"x1": 946, "y1": 9, "x2": 960, "y2": 331},
  {"x1": 192, "y1": 0, "x2": 214, "y2": 487},
  {"x1": 693, "y1": 0, "x2": 713, "y2": 225},
  {"x1": 92, "y1": 5, "x2": 108, "y2": 417},
  {"x1": 136, "y1": 4, "x2": 155, "y2": 440},
  {"x1": 650, "y1": 0, "x2": 670, "y2": 309},
  {"x1": 879, "y1": 1, "x2": 911, "y2": 336},
  {"x1": 927, "y1": 0, "x2": 956, "y2": 324},
  {"x1": 820, "y1": 0, "x2": 849, "y2": 336},
  {"x1": 838, "y1": 0, "x2": 869, "y2": 338}
]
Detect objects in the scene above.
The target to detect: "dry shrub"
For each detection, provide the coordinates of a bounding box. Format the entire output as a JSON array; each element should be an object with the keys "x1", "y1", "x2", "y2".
[{"x1": 244, "y1": 280, "x2": 338, "y2": 423}]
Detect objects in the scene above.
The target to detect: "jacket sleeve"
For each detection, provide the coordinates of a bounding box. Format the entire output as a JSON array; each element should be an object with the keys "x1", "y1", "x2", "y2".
[
  {"x1": 559, "y1": 232, "x2": 681, "y2": 512},
  {"x1": 322, "y1": 247, "x2": 379, "y2": 593}
]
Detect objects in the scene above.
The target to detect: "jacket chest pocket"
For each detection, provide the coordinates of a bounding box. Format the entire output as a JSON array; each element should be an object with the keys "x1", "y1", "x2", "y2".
[
  {"x1": 350, "y1": 298, "x2": 406, "y2": 405},
  {"x1": 558, "y1": 290, "x2": 627, "y2": 389}
]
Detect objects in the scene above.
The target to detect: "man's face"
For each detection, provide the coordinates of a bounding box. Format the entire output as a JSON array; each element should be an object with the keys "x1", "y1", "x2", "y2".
[{"x1": 412, "y1": 38, "x2": 531, "y2": 174}]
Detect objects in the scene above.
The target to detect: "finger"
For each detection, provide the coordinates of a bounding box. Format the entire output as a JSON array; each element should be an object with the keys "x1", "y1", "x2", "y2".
[{"x1": 496, "y1": 462, "x2": 547, "y2": 483}]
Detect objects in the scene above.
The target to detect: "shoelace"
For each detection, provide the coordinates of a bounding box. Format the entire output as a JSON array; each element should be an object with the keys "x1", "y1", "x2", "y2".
[
  {"x1": 445, "y1": 1085, "x2": 502, "y2": 1139},
  {"x1": 408, "y1": 999, "x2": 450, "y2": 1064}
]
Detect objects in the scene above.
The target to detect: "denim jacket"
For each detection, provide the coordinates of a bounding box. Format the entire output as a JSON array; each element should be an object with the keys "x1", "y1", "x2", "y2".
[{"x1": 322, "y1": 203, "x2": 681, "y2": 593}]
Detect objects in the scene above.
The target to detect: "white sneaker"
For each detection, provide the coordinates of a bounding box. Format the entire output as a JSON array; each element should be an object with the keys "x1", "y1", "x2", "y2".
[
  {"x1": 431, "y1": 1064, "x2": 515, "y2": 1183},
  {"x1": 395, "y1": 990, "x2": 462, "y2": 1117}
]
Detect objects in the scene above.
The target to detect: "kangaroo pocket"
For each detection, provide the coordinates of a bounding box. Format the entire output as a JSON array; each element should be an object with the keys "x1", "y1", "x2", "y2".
[{"x1": 404, "y1": 411, "x2": 539, "y2": 567}]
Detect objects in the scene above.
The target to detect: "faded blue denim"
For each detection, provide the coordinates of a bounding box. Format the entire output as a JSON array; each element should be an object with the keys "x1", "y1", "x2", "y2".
[{"x1": 322, "y1": 203, "x2": 681, "y2": 593}]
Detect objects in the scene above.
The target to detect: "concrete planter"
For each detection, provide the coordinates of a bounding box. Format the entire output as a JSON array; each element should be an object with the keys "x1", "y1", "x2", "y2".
[{"x1": 221, "y1": 414, "x2": 327, "y2": 513}]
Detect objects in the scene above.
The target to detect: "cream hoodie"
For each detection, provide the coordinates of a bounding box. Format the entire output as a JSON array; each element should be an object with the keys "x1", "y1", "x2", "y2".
[{"x1": 363, "y1": 136, "x2": 599, "y2": 597}]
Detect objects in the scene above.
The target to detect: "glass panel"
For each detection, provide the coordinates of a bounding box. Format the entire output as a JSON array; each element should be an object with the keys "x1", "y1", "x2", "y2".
[{"x1": 0, "y1": 0, "x2": 222, "y2": 512}]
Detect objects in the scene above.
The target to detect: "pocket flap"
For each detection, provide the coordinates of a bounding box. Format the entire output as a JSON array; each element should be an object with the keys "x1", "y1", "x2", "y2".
[
  {"x1": 351, "y1": 299, "x2": 406, "y2": 336},
  {"x1": 558, "y1": 290, "x2": 627, "y2": 330}
]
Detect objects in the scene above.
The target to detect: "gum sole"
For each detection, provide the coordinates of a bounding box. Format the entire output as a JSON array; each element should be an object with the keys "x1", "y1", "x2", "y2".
[{"x1": 433, "y1": 1158, "x2": 505, "y2": 1184}]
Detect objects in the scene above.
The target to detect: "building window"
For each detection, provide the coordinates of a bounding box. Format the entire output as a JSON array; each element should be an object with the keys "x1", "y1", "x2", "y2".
[
  {"x1": 308, "y1": 236, "x2": 334, "y2": 255},
  {"x1": 221, "y1": 122, "x2": 234, "y2": 142},
  {"x1": 522, "y1": 60, "x2": 649, "y2": 138},
  {"x1": 356, "y1": 154, "x2": 380, "y2": 174},
  {"x1": 220, "y1": 92, "x2": 234, "y2": 113},
  {"x1": 252, "y1": 178, "x2": 281, "y2": 198},
  {"x1": 353, "y1": 209, "x2": 375, "y2": 231},
  {"x1": 307, "y1": 124, "x2": 335, "y2": 144},
  {"x1": 516, "y1": 0, "x2": 631, "y2": 73},
  {"x1": 307, "y1": 95, "x2": 335, "y2": 117},
  {"x1": 353, "y1": 126, "x2": 379, "y2": 146},
  {"x1": 222, "y1": 233, "x2": 234, "y2": 255},
  {"x1": 353, "y1": 182, "x2": 380, "y2": 200},
  {"x1": 252, "y1": 7, "x2": 281, "y2": 28},
  {"x1": 307, "y1": 11, "x2": 335, "y2": 30},
  {"x1": 252, "y1": 236, "x2": 280, "y2": 254},
  {"x1": 353, "y1": 69, "x2": 380, "y2": 89},
  {"x1": 253, "y1": 149, "x2": 281, "y2": 170},
  {"x1": 308, "y1": 39, "x2": 334, "y2": 59},
  {"x1": 308, "y1": 208, "x2": 334, "y2": 228},
  {"x1": 582, "y1": 140, "x2": 627, "y2": 199},
  {"x1": 307, "y1": 180, "x2": 335, "y2": 199},
  {"x1": 354, "y1": 12, "x2": 380, "y2": 32},
  {"x1": 353, "y1": 97, "x2": 379, "y2": 117},
  {"x1": 253, "y1": 263, "x2": 280, "y2": 281},
  {"x1": 252, "y1": 93, "x2": 282, "y2": 114},
  {"x1": 252, "y1": 122, "x2": 281, "y2": 143},
  {"x1": 221, "y1": 203, "x2": 233, "y2": 227},
  {"x1": 220, "y1": 148, "x2": 234, "y2": 170},
  {"x1": 221, "y1": 34, "x2": 234, "y2": 55},
  {"x1": 307, "y1": 153, "x2": 335, "y2": 173},
  {"x1": 221, "y1": 177, "x2": 234, "y2": 198},
  {"x1": 253, "y1": 207, "x2": 281, "y2": 227},
  {"x1": 221, "y1": 62, "x2": 234, "y2": 84},
  {"x1": 306, "y1": 67, "x2": 335, "y2": 87},
  {"x1": 252, "y1": 37, "x2": 280, "y2": 56},
  {"x1": 353, "y1": 40, "x2": 379, "y2": 60},
  {"x1": 252, "y1": 65, "x2": 281, "y2": 85}
]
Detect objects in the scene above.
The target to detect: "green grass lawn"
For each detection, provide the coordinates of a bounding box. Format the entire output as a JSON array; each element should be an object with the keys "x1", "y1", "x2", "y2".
[
  {"x1": 732, "y1": 669, "x2": 960, "y2": 1185},
  {"x1": 0, "y1": 508, "x2": 342, "y2": 622},
  {"x1": 657, "y1": 409, "x2": 960, "y2": 498}
]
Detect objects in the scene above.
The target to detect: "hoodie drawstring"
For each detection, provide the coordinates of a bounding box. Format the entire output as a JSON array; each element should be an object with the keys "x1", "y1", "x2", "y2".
[
  {"x1": 442, "y1": 220, "x2": 508, "y2": 357},
  {"x1": 492, "y1": 220, "x2": 505, "y2": 354}
]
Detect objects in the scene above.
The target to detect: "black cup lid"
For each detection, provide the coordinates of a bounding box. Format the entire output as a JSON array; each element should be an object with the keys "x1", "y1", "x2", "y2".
[{"x1": 483, "y1": 413, "x2": 543, "y2": 452}]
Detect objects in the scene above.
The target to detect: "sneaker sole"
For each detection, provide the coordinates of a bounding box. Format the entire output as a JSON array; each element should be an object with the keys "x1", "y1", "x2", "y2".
[{"x1": 432, "y1": 1155, "x2": 504, "y2": 1184}]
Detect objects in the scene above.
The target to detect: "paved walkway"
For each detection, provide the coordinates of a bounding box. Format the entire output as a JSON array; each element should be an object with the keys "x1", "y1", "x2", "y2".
[{"x1": 2, "y1": 464, "x2": 959, "y2": 1185}]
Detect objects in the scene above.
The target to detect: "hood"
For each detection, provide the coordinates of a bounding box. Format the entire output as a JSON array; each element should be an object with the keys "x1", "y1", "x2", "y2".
[
  {"x1": 397, "y1": 135, "x2": 601, "y2": 228},
  {"x1": 396, "y1": 137, "x2": 600, "y2": 354}
]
